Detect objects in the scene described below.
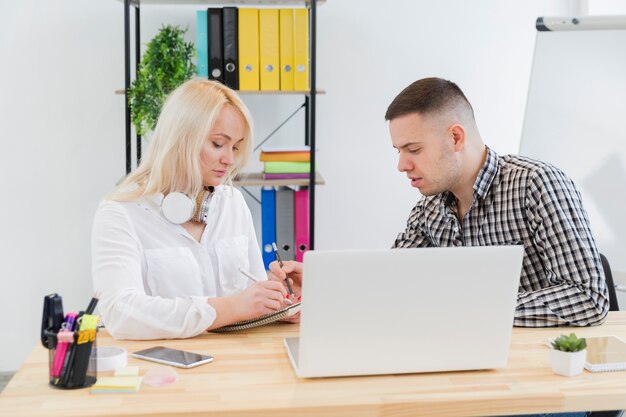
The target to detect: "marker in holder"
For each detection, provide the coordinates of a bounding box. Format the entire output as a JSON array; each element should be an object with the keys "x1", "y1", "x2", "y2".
[{"x1": 41, "y1": 294, "x2": 99, "y2": 389}]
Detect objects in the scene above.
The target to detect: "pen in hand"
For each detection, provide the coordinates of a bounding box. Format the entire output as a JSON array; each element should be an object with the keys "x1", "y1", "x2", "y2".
[{"x1": 272, "y1": 242, "x2": 295, "y2": 299}]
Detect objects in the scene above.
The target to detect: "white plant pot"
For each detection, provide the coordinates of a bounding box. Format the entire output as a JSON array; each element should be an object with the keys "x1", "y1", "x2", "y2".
[{"x1": 550, "y1": 348, "x2": 587, "y2": 376}]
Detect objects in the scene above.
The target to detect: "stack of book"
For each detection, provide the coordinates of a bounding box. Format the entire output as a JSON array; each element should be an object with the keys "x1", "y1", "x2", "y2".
[{"x1": 260, "y1": 146, "x2": 312, "y2": 180}]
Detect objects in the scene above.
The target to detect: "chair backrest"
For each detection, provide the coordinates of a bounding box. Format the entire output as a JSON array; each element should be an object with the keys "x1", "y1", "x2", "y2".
[
  {"x1": 590, "y1": 255, "x2": 624, "y2": 417},
  {"x1": 600, "y1": 253, "x2": 620, "y2": 312}
]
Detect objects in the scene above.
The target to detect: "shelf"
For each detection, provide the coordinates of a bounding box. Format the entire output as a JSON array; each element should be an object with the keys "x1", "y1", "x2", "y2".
[
  {"x1": 118, "y1": 0, "x2": 321, "y2": 248},
  {"x1": 122, "y1": 0, "x2": 325, "y2": 5},
  {"x1": 239, "y1": 89, "x2": 326, "y2": 95},
  {"x1": 233, "y1": 172, "x2": 324, "y2": 187},
  {"x1": 115, "y1": 88, "x2": 325, "y2": 95}
]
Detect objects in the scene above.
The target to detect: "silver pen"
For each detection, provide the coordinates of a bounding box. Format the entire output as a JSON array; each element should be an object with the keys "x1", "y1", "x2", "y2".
[
  {"x1": 238, "y1": 267, "x2": 292, "y2": 305},
  {"x1": 238, "y1": 267, "x2": 262, "y2": 282}
]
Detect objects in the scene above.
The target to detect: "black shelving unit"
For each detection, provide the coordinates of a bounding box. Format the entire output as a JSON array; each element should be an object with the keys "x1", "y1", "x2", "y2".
[{"x1": 120, "y1": 0, "x2": 322, "y2": 250}]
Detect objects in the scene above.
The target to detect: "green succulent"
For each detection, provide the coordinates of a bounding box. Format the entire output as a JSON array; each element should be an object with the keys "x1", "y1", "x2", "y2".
[
  {"x1": 551, "y1": 333, "x2": 587, "y2": 352},
  {"x1": 128, "y1": 25, "x2": 196, "y2": 136}
]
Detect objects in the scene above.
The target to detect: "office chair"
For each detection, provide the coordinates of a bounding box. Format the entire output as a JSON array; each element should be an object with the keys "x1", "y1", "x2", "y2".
[
  {"x1": 600, "y1": 253, "x2": 620, "y2": 312},
  {"x1": 587, "y1": 255, "x2": 623, "y2": 417}
]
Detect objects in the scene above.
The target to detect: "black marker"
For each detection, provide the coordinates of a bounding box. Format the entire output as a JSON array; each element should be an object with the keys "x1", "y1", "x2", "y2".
[
  {"x1": 272, "y1": 242, "x2": 295, "y2": 298},
  {"x1": 85, "y1": 291, "x2": 100, "y2": 315}
]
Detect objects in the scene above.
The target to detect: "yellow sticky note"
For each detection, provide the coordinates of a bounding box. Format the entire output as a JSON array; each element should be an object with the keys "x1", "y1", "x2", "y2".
[
  {"x1": 114, "y1": 366, "x2": 139, "y2": 377},
  {"x1": 92, "y1": 376, "x2": 142, "y2": 390}
]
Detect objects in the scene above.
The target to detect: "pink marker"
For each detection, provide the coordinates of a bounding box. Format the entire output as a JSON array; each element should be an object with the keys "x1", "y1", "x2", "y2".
[{"x1": 51, "y1": 313, "x2": 78, "y2": 378}]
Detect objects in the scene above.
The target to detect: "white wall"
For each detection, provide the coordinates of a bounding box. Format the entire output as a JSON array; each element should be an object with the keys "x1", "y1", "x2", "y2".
[
  {"x1": 0, "y1": 1, "x2": 124, "y2": 372},
  {"x1": 1, "y1": 0, "x2": 620, "y2": 372},
  {"x1": 314, "y1": 0, "x2": 573, "y2": 250},
  {"x1": 580, "y1": 0, "x2": 626, "y2": 308},
  {"x1": 588, "y1": 0, "x2": 626, "y2": 14}
]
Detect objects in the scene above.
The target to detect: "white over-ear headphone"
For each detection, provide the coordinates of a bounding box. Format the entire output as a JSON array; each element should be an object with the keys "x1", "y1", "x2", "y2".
[{"x1": 161, "y1": 188, "x2": 214, "y2": 225}]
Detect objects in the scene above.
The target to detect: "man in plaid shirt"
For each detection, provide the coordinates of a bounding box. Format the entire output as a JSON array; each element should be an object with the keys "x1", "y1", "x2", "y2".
[
  {"x1": 269, "y1": 77, "x2": 609, "y2": 330},
  {"x1": 387, "y1": 77, "x2": 609, "y2": 328},
  {"x1": 269, "y1": 77, "x2": 610, "y2": 417}
]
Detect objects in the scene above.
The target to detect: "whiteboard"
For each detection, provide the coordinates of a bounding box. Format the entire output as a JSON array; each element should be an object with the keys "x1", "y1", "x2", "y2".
[{"x1": 519, "y1": 29, "x2": 626, "y2": 274}]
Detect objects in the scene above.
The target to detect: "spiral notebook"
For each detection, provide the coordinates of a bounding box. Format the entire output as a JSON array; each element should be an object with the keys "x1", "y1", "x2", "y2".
[
  {"x1": 585, "y1": 335, "x2": 626, "y2": 372},
  {"x1": 211, "y1": 302, "x2": 301, "y2": 333}
]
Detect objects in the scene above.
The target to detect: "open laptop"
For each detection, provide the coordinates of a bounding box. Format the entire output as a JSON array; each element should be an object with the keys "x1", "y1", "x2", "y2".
[{"x1": 284, "y1": 246, "x2": 524, "y2": 378}]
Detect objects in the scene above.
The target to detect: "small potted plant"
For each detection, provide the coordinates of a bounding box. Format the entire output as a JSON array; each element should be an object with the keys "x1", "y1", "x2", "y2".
[
  {"x1": 550, "y1": 333, "x2": 587, "y2": 376},
  {"x1": 128, "y1": 25, "x2": 196, "y2": 136}
]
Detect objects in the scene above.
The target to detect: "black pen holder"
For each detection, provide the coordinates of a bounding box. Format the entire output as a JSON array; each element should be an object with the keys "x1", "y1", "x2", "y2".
[{"x1": 44, "y1": 327, "x2": 98, "y2": 389}]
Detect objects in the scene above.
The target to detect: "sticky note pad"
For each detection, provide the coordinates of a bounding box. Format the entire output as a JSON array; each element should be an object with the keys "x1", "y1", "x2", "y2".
[
  {"x1": 114, "y1": 366, "x2": 139, "y2": 377},
  {"x1": 91, "y1": 376, "x2": 142, "y2": 393}
]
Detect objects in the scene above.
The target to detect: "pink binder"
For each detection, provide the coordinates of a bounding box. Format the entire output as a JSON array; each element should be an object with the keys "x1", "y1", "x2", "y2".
[{"x1": 294, "y1": 189, "x2": 309, "y2": 262}]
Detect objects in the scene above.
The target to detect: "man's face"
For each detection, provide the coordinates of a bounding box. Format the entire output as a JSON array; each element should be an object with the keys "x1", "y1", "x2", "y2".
[{"x1": 390, "y1": 112, "x2": 460, "y2": 196}]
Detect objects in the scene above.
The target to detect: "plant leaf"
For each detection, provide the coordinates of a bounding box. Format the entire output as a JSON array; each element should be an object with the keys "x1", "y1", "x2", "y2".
[{"x1": 128, "y1": 25, "x2": 197, "y2": 136}]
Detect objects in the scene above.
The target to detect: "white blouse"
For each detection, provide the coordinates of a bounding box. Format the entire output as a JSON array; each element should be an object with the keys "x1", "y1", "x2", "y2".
[{"x1": 91, "y1": 186, "x2": 266, "y2": 340}]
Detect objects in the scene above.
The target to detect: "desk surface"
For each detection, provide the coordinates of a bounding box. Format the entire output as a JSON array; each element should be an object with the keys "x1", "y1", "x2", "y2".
[{"x1": 2, "y1": 312, "x2": 626, "y2": 417}]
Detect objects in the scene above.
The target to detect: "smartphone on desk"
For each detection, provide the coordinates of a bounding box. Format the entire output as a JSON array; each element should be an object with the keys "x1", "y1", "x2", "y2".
[{"x1": 131, "y1": 346, "x2": 214, "y2": 368}]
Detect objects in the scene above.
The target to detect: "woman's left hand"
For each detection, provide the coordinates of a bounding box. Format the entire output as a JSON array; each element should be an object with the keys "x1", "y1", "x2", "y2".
[
  {"x1": 280, "y1": 308, "x2": 300, "y2": 324},
  {"x1": 268, "y1": 260, "x2": 302, "y2": 299}
]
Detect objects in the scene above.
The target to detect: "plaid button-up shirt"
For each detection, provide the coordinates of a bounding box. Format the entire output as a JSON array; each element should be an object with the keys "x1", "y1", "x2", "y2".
[{"x1": 393, "y1": 147, "x2": 609, "y2": 327}]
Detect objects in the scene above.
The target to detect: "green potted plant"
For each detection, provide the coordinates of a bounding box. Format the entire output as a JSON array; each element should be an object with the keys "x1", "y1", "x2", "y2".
[
  {"x1": 550, "y1": 333, "x2": 587, "y2": 376},
  {"x1": 128, "y1": 25, "x2": 196, "y2": 136}
]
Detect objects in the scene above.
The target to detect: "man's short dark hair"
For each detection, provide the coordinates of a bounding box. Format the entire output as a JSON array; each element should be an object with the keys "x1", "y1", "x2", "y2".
[{"x1": 385, "y1": 77, "x2": 474, "y2": 121}]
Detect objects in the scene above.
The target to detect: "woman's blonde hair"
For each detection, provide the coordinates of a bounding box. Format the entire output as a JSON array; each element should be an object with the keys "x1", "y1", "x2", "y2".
[{"x1": 111, "y1": 78, "x2": 253, "y2": 201}]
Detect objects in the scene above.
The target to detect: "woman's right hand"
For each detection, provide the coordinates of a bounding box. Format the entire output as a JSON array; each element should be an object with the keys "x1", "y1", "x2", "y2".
[
  {"x1": 231, "y1": 280, "x2": 287, "y2": 320},
  {"x1": 207, "y1": 280, "x2": 287, "y2": 330}
]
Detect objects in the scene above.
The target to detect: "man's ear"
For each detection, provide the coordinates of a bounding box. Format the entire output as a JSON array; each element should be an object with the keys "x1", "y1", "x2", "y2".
[{"x1": 449, "y1": 124, "x2": 466, "y2": 151}]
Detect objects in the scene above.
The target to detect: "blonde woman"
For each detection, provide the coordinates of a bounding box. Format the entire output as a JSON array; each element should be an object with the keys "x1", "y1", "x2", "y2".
[{"x1": 92, "y1": 78, "x2": 289, "y2": 339}]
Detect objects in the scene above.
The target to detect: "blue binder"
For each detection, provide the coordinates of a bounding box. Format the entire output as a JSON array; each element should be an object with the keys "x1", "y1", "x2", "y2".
[
  {"x1": 196, "y1": 10, "x2": 208, "y2": 78},
  {"x1": 261, "y1": 187, "x2": 276, "y2": 269}
]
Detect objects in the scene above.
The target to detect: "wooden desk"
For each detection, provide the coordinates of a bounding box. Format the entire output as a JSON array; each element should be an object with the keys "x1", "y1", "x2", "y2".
[{"x1": 2, "y1": 312, "x2": 626, "y2": 417}]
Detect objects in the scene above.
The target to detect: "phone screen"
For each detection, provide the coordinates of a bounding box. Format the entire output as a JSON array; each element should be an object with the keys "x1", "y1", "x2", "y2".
[{"x1": 132, "y1": 346, "x2": 214, "y2": 368}]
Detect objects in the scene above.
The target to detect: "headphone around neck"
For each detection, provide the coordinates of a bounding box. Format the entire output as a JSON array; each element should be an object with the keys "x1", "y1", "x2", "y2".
[{"x1": 161, "y1": 187, "x2": 214, "y2": 225}]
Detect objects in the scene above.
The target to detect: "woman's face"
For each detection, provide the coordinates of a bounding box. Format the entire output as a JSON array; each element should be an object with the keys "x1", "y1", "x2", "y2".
[{"x1": 201, "y1": 104, "x2": 246, "y2": 186}]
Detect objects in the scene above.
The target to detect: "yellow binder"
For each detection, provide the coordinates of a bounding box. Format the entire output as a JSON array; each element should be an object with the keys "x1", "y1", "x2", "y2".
[
  {"x1": 293, "y1": 8, "x2": 309, "y2": 91},
  {"x1": 259, "y1": 9, "x2": 280, "y2": 91},
  {"x1": 279, "y1": 9, "x2": 294, "y2": 91},
  {"x1": 238, "y1": 8, "x2": 259, "y2": 90}
]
